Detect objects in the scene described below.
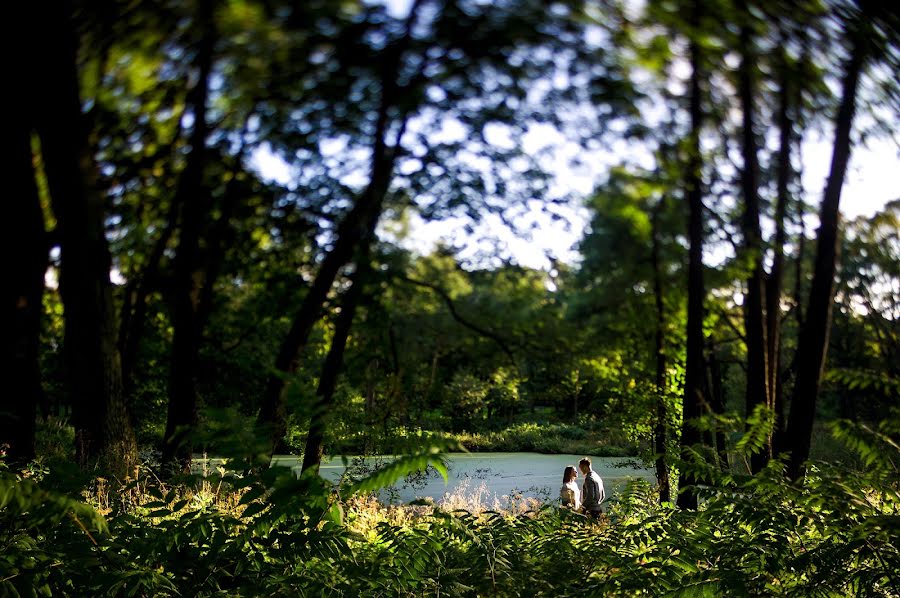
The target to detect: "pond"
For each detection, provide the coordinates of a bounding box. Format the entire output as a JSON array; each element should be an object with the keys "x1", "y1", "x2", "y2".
[{"x1": 268, "y1": 452, "x2": 656, "y2": 506}]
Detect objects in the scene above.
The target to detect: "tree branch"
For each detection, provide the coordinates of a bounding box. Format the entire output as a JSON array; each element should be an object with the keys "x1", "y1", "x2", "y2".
[{"x1": 394, "y1": 274, "x2": 517, "y2": 366}]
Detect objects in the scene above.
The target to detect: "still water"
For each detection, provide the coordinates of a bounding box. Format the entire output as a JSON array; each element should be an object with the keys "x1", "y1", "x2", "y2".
[{"x1": 268, "y1": 452, "x2": 655, "y2": 505}]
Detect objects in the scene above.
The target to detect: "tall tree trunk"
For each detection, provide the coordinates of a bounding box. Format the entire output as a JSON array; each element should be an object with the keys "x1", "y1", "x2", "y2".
[
  {"x1": 301, "y1": 248, "x2": 371, "y2": 474},
  {"x1": 786, "y1": 33, "x2": 866, "y2": 481},
  {"x1": 793, "y1": 198, "x2": 806, "y2": 330},
  {"x1": 767, "y1": 48, "x2": 792, "y2": 458},
  {"x1": 707, "y1": 345, "x2": 729, "y2": 470},
  {"x1": 256, "y1": 128, "x2": 398, "y2": 454},
  {"x1": 650, "y1": 198, "x2": 670, "y2": 503},
  {"x1": 678, "y1": 0, "x2": 706, "y2": 510},
  {"x1": 162, "y1": 0, "x2": 216, "y2": 470},
  {"x1": 1, "y1": 110, "x2": 46, "y2": 466},
  {"x1": 33, "y1": 0, "x2": 137, "y2": 475},
  {"x1": 737, "y1": 4, "x2": 770, "y2": 474},
  {"x1": 118, "y1": 110, "x2": 187, "y2": 393},
  {"x1": 256, "y1": 25, "x2": 419, "y2": 455},
  {"x1": 119, "y1": 195, "x2": 179, "y2": 394}
]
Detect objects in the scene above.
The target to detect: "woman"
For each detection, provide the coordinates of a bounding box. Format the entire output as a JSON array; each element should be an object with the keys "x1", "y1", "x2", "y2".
[{"x1": 559, "y1": 465, "x2": 581, "y2": 509}]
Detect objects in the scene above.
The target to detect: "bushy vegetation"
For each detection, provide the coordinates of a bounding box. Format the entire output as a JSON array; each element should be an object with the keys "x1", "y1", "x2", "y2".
[
  {"x1": 3, "y1": 416, "x2": 898, "y2": 596},
  {"x1": 443, "y1": 422, "x2": 636, "y2": 456},
  {"x1": 4, "y1": 0, "x2": 898, "y2": 595},
  {"x1": 290, "y1": 419, "x2": 637, "y2": 458}
]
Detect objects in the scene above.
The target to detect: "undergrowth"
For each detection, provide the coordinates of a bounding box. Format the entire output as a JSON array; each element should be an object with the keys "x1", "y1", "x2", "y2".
[{"x1": 2, "y1": 414, "x2": 899, "y2": 596}]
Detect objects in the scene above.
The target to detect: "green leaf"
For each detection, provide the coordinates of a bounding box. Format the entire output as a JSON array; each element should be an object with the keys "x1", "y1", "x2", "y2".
[
  {"x1": 239, "y1": 486, "x2": 265, "y2": 506},
  {"x1": 242, "y1": 503, "x2": 267, "y2": 518},
  {"x1": 347, "y1": 440, "x2": 462, "y2": 495}
]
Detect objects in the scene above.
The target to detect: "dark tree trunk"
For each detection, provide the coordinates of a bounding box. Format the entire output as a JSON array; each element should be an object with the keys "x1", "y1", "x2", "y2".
[
  {"x1": 650, "y1": 198, "x2": 670, "y2": 503},
  {"x1": 258, "y1": 83, "x2": 413, "y2": 457},
  {"x1": 119, "y1": 198, "x2": 179, "y2": 394},
  {"x1": 678, "y1": 1, "x2": 706, "y2": 511},
  {"x1": 162, "y1": 0, "x2": 216, "y2": 471},
  {"x1": 768, "y1": 49, "x2": 792, "y2": 458},
  {"x1": 793, "y1": 197, "x2": 806, "y2": 331},
  {"x1": 196, "y1": 164, "x2": 245, "y2": 335},
  {"x1": 737, "y1": 5, "x2": 770, "y2": 474},
  {"x1": 786, "y1": 34, "x2": 866, "y2": 481},
  {"x1": 33, "y1": 0, "x2": 136, "y2": 475},
  {"x1": 257, "y1": 0, "x2": 424, "y2": 456},
  {"x1": 707, "y1": 347, "x2": 729, "y2": 470},
  {"x1": 118, "y1": 110, "x2": 187, "y2": 394},
  {"x1": 301, "y1": 250, "x2": 371, "y2": 474},
  {"x1": 0, "y1": 108, "x2": 46, "y2": 466},
  {"x1": 257, "y1": 143, "x2": 396, "y2": 454}
]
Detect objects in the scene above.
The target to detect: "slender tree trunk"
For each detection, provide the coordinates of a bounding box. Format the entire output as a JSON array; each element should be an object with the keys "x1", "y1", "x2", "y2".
[
  {"x1": 118, "y1": 113, "x2": 187, "y2": 393},
  {"x1": 707, "y1": 346, "x2": 729, "y2": 470},
  {"x1": 301, "y1": 249, "x2": 371, "y2": 474},
  {"x1": 768, "y1": 49, "x2": 792, "y2": 458},
  {"x1": 119, "y1": 198, "x2": 179, "y2": 393},
  {"x1": 793, "y1": 197, "x2": 806, "y2": 330},
  {"x1": 33, "y1": 0, "x2": 137, "y2": 475},
  {"x1": 162, "y1": 0, "x2": 216, "y2": 470},
  {"x1": 257, "y1": 0, "x2": 424, "y2": 456},
  {"x1": 737, "y1": 4, "x2": 770, "y2": 473},
  {"x1": 1, "y1": 110, "x2": 46, "y2": 466},
  {"x1": 257, "y1": 144, "x2": 396, "y2": 454},
  {"x1": 786, "y1": 33, "x2": 866, "y2": 481},
  {"x1": 258, "y1": 90, "x2": 411, "y2": 457},
  {"x1": 196, "y1": 165, "x2": 245, "y2": 334},
  {"x1": 650, "y1": 198, "x2": 670, "y2": 503},
  {"x1": 678, "y1": 0, "x2": 706, "y2": 510}
]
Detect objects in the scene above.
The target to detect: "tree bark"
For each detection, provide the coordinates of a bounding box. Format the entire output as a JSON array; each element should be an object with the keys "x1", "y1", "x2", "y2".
[
  {"x1": 786, "y1": 33, "x2": 866, "y2": 481},
  {"x1": 650, "y1": 198, "x2": 670, "y2": 503},
  {"x1": 162, "y1": 0, "x2": 216, "y2": 470},
  {"x1": 0, "y1": 107, "x2": 46, "y2": 466},
  {"x1": 32, "y1": 0, "x2": 137, "y2": 475},
  {"x1": 301, "y1": 249, "x2": 371, "y2": 474},
  {"x1": 767, "y1": 47, "x2": 792, "y2": 458},
  {"x1": 737, "y1": 4, "x2": 771, "y2": 474},
  {"x1": 706, "y1": 345, "x2": 729, "y2": 470},
  {"x1": 678, "y1": 0, "x2": 706, "y2": 510}
]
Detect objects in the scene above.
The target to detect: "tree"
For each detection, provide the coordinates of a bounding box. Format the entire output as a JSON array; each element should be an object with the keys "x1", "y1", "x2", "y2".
[
  {"x1": 650, "y1": 196, "x2": 671, "y2": 502},
  {"x1": 765, "y1": 32, "x2": 795, "y2": 459},
  {"x1": 301, "y1": 249, "x2": 371, "y2": 474},
  {"x1": 786, "y1": 13, "x2": 869, "y2": 481},
  {"x1": 0, "y1": 96, "x2": 46, "y2": 465},
  {"x1": 256, "y1": 0, "x2": 419, "y2": 454},
  {"x1": 30, "y1": 0, "x2": 137, "y2": 474},
  {"x1": 735, "y1": 0, "x2": 771, "y2": 473},
  {"x1": 677, "y1": 0, "x2": 707, "y2": 510},
  {"x1": 257, "y1": 0, "x2": 630, "y2": 454},
  {"x1": 162, "y1": 0, "x2": 217, "y2": 470}
]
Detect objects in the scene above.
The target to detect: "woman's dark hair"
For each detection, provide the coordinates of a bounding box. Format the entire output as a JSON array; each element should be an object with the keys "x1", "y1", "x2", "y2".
[{"x1": 563, "y1": 466, "x2": 577, "y2": 484}]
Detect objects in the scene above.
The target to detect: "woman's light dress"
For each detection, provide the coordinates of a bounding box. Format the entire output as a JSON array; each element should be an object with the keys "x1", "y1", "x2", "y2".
[{"x1": 560, "y1": 480, "x2": 581, "y2": 509}]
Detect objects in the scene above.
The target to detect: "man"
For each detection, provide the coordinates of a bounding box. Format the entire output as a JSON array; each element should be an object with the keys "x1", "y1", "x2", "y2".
[{"x1": 579, "y1": 457, "x2": 606, "y2": 517}]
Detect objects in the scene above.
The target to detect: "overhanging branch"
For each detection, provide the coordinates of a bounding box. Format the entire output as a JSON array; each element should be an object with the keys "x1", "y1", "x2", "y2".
[{"x1": 395, "y1": 274, "x2": 517, "y2": 367}]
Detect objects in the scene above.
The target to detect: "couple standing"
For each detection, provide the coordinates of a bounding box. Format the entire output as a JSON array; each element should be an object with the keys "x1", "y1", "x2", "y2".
[{"x1": 560, "y1": 458, "x2": 606, "y2": 517}]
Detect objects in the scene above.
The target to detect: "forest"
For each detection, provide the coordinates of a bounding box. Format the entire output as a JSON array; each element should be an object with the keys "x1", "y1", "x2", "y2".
[{"x1": 1, "y1": 0, "x2": 898, "y2": 595}]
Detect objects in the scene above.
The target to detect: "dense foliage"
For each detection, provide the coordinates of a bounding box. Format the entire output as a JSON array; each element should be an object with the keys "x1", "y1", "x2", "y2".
[
  {"x1": 3, "y1": 416, "x2": 899, "y2": 596},
  {"x1": 2, "y1": 0, "x2": 897, "y2": 593}
]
